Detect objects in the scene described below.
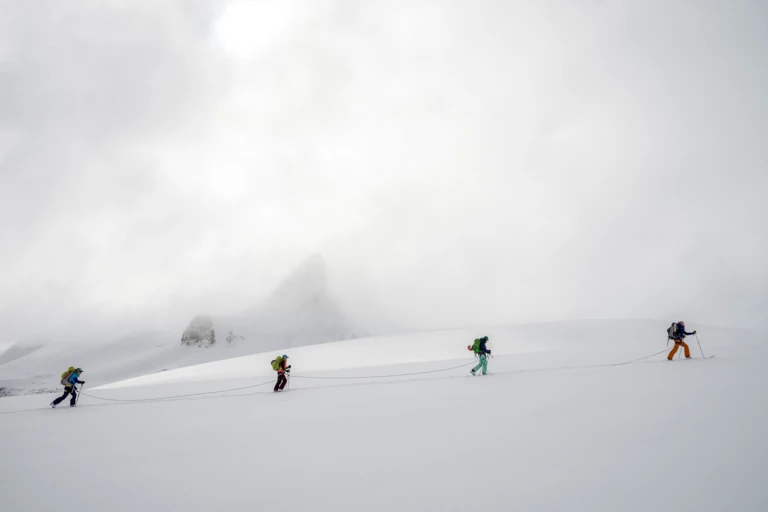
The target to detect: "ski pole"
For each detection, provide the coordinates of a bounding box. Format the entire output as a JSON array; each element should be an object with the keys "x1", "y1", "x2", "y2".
[
  {"x1": 695, "y1": 333, "x2": 705, "y2": 358},
  {"x1": 76, "y1": 383, "x2": 83, "y2": 406}
]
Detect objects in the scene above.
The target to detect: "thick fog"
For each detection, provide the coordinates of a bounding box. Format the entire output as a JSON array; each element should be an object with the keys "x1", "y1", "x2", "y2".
[{"x1": 1, "y1": 0, "x2": 766, "y2": 342}]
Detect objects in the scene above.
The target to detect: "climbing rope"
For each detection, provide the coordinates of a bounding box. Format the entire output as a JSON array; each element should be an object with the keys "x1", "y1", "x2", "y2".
[
  {"x1": 611, "y1": 348, "x2": 670, "y2": 366},
  {"x1": 80, "y1": 379, "x2": 276, "y2": 403},
  {"x1": 290, "y1": 361, "x2": 474, "y2": 380},
  {"x1": 1, "y1": 347, "x2": 686, "y2": 414},
  {"x1": 78, "y1": 361, "x2": 477, "y2": 403},
  {"x1": 291, "y1": 349, "x2": 673, "y2": 381},
  {"x1": 0, "y1": 407, "x2": 44, "y2": 416},
  {"x1": 486, "y1": 348, "x2": 675, "y2": 377}
]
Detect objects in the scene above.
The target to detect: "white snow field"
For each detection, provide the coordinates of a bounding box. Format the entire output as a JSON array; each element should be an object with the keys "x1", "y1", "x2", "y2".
[{"x1": 1, "y1": 321, "x2": 766, "y2": 512}]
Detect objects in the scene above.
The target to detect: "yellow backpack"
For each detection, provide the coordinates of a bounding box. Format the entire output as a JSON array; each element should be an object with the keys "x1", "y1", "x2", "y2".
[{"x1": 60, "y1": 366, "x2": 75, "y2": 386}]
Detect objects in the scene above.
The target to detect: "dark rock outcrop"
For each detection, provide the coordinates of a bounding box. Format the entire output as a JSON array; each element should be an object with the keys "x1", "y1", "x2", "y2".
[{"x1": 180, "y1": 315, "x2": 216, "y2": 348}]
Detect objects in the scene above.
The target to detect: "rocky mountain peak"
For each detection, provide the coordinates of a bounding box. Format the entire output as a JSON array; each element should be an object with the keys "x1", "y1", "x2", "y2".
[{"x1": 180, "y1": 315, "x2": 216, "y2": 348}]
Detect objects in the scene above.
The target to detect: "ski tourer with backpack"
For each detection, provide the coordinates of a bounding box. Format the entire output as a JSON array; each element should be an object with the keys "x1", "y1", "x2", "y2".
[
  {"x1": 271, "y1": 355, "x2": 291, "y2": 392},
  {"x1": 467, "y1": 337, "x2": 492, "y2": 375},
  {"x1": 50, "y1": 367, "x2": 85, "y2": 408},
  {"x1": 666, "y1": 322, "x2": 698, "y2": 360}
]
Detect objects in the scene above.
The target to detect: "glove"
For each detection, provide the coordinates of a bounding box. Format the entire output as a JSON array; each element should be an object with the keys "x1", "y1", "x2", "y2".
[
  {"x1": 286, "y1": 365, "x2": 291, "y2": 369},
  {"x1": 80, "y1": 381, "x2": 85, "y2": 384},
  {"x1": 486, "y1": 350, "x2": 491, "y2": 355},
  {"x1": 693, "y1": 331, "x2": 697, "y2": 335}
]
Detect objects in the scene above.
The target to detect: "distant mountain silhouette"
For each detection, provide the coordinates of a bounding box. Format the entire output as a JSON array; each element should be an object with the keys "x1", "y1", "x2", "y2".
[{"x1": 183, "y1": 254, "x2": 366, "y2": 351}]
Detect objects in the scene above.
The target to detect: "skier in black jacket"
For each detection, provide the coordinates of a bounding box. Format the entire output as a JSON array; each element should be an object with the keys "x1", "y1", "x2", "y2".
[{"x1": 668, "y1": 322, "x2": 697, "y2": 360}]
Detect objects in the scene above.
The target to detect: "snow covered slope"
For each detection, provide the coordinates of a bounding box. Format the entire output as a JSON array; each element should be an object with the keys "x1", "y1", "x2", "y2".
[
  {"x1": 0, "y1": 327, "x2": 332, "y2": 396},
  {"x1": 0, "y1": 331, "x2": 182, "y2": 395},
  {"x1": 0, "y1": 255, "x2": 370, "y2": 397},
  {"x1": 1, "y1": 322, "x2": 765, "y2": 511},
  {"x1": 0, "y1": 319, "x2": 759, "y2": 394},
  {"x1": 92, "y1": 319, "x2": 764, "y2": 389},
  {"x1": 0, "y1": 340, "x2": 43, "y2": 366}
]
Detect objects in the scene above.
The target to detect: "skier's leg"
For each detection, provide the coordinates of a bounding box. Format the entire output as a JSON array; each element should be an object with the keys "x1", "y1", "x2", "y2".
[
  {"x1": 278, "y1": 374, "x2": 287, "y2": 390},
  {"x1": 52, "y1": 388, "x2": 70, "y2": 405},
  {"x1": 472, "y1": 358, "x2": 483, "y2": 373},
  {"x1": 69, "y1": 387, "x2": 77, "y2": 406},
  {"x1": 668, "y1": 342, "x2": 679, "y2": 360},
  {"x1": 682, "y1": 341, "x2": 691, "y2": 358},
  {"x1": 481, "y1": 354, "x2": 488, "y2": 374},
  {"x1": 273, "y1": 374, "x2": 281, "y2": 392}
]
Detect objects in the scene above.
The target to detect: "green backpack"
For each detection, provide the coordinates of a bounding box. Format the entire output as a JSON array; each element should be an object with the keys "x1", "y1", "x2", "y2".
[
  {"x1": 271, "y1": 356, "x2": 283, "y2": 371},
  {"x1": 471, "y1": 339, "x2": 482, "y2": 354}
]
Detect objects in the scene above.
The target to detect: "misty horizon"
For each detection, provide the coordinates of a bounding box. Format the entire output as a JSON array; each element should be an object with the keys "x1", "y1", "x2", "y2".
[{"x1": 2, "y1": 1, "x2": 766, "y2": 344}]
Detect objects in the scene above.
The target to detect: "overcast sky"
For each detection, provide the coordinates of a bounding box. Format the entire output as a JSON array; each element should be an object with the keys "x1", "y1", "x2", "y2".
[{"x1": 1, "y1": 0, "x2": 766, "y2": 342}]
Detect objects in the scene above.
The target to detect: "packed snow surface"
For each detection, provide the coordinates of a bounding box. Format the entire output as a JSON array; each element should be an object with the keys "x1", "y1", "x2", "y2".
[{"x1": 1, "y1": 321, "x2": 765, "y2": 511}]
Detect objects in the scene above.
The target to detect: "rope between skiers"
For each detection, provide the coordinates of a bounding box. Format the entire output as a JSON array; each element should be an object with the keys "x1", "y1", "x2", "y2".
[
  {"x1": 289, "y1": 361, "x2": 474, "y2": 380},
  {"x1": 76, "y1": 361, "x2": 476, "y2": 403},
  {"x1": 75, "y1": 348, "x2": 673, "y2": 404},
  {"x1": 611, "y1": 348, "x2": 670, "y2": 366},
  {"x1": 79, "y1": 379, "x2": 276, "y2": 403},
  {"x1": 9, "y1": 332, "x2": 706, "y2": 413},
  {"x1": 489, "y1": 348, "x2": 674, "y2": 377}
]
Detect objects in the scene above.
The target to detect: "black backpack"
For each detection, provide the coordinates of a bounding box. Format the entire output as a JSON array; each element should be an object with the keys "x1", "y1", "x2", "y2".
[{"x1": 666, "y1": 323, "x2": 678, "y2": 339}]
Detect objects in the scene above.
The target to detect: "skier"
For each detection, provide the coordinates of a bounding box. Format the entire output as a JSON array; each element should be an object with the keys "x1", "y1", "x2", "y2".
[
  {"x1": 271, "y1": 354, "x2": 290, "y2": 392},
  {"x1": 50, "y1": 367, "x2": 85, "y2": 408},
  {"x1": 467, "y1": 336, "x2": 491, "y2": 375},
  {"x1": 667, "y1": 321, "x2": 697, "y2": 360}
]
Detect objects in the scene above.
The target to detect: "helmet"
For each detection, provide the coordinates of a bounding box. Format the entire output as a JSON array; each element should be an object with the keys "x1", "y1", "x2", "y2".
[
  {"x1": 482, "y1": 336, "x2": 488, "y2": 341},
  {"x1": 74, "y1": 368, "x2": 83, "y2": 373},
  {"x1": 282, "y1": 354, "x2": 288, "y2": 359},
  {"x1": 678, "y1": 321, "x2": 685, "y2": 327}
]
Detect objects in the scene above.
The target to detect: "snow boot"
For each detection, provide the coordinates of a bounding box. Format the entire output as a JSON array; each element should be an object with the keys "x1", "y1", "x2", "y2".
[
  {"x1": 470, "y1": 369, "x2": 476, "y2": 376},
  {"x1": 50, "y1": 402, "x2": 57, "y2": 408}
]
